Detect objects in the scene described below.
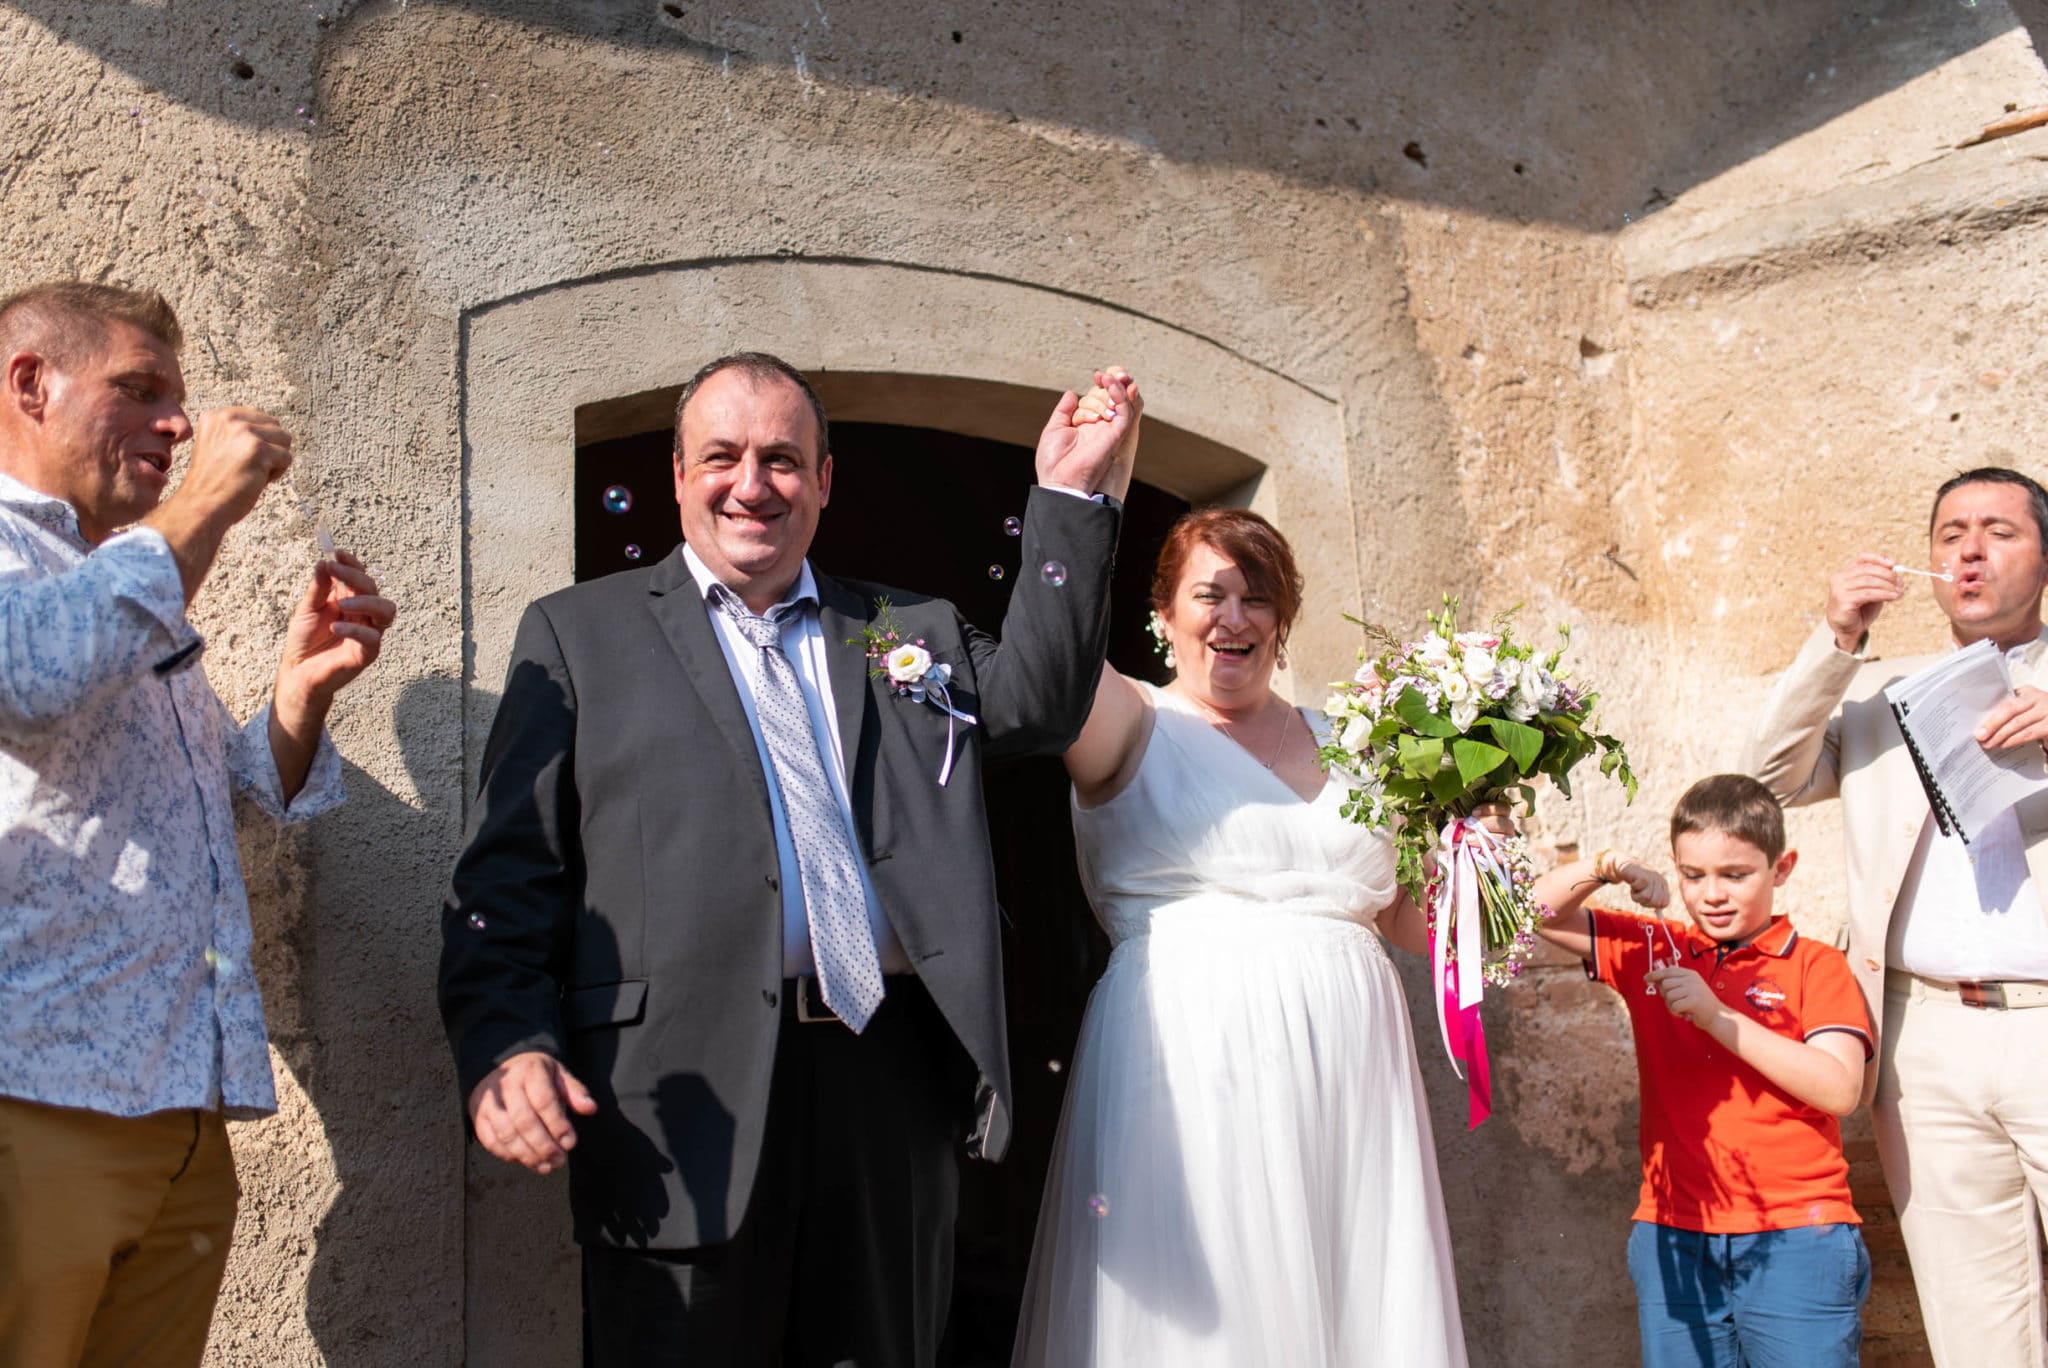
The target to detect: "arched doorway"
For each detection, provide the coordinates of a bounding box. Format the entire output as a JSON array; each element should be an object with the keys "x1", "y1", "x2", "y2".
[{"x1": 574, "y1": 416, "x2": 1189, "y2": 1360}]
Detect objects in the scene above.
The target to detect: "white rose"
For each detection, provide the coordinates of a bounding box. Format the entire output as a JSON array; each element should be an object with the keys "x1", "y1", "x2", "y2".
[
  {"x1": 1418, "y1": 633, "x2": 1453, "y2": 667},
  {"x1": 886, "y1": 643, "x2": 933, "y2": 682},
  {"x1": 1505, "y1": 696, "x2": 1538, "y2": 723},
  {"x1": 1462, "y1": 647, "x2": 1496, "y2": 683},
  {"x1": 1324, "y1": 693, "x2": 1353, "y2": 718},
  {"x1": 1451, "y1": 697, "x2": 1480, "y2": 733},
  {"x1": 1437, "y1": 670, "x2": 1471, "y2": 704},
  {"x1": 1340, "y1": 714, "x2": 1372, "y2": 754}
]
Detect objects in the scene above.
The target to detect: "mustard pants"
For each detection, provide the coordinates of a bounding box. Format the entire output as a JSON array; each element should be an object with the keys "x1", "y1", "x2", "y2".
[{"x1": 0, "y1": 1097, "x2": 238, "y2": 1368}]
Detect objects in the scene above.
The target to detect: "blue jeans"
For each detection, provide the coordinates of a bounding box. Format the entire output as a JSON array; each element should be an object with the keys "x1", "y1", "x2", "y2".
[{"x1": 1626, "y1": 1221, "x2": 1870, "y2": 1368}]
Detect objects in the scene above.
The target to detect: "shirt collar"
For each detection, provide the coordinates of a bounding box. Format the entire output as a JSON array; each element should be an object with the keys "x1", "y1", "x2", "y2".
[
  {"x1": 0, "y1": 471, "x2": 86, "y2": 544},
  {"x1": 1688, "y1": 915, "x2": 1798, "y2": 961},
  {"x1": 2004, "y1": 626, "x2": 2048, "y2": 679},
  {"x1": 680, "y1": 542, "x2": 818, "y2": 614}
]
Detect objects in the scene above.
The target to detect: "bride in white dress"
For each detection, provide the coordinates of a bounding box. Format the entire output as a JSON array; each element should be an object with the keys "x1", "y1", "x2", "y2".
[{"x1": 1012, "y1": 502, "x2": 1470, "y2": 1367}]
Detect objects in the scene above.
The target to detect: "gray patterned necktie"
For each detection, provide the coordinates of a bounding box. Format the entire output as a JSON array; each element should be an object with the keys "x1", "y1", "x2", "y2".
[{"x1": 712, "y1": 586, "x2": 884, "y2": 1031}]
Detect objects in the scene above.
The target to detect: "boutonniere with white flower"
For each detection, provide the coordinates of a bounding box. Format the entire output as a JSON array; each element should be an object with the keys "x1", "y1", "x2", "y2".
[{"x1": 851, "y1": 599, "x2": 979, "y2": 786}]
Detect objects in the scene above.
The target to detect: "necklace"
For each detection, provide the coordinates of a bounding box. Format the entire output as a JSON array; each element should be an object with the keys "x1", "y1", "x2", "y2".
[{"x1": 1184, "y1": 691, "x2": 1293, "y2": 769}]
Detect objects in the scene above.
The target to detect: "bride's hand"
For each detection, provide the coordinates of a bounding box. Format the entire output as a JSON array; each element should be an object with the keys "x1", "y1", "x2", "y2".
[
  {"x1": 1469, "y1": 800, "x2": 1518, "y2": 839},
  {"x1": 1064, "y1": 366, "x2": 1130, "y2": 423}
]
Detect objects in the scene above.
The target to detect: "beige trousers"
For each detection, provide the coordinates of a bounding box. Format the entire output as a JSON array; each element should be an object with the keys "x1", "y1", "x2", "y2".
[
  {"x1": 1875, "y1": 982, "x2": 2048, "y2": 1367},
  {"x1": 0, "y1": 1097, "x2": 239, "y2": 1368}
]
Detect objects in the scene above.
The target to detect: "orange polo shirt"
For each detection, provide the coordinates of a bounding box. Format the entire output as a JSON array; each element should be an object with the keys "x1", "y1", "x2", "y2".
[{"x1": 1587, "y1": 908, "x2": 1872, "y2": 1234}]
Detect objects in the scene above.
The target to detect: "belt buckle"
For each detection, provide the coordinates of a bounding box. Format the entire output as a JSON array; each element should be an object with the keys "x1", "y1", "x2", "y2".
[
  {"x1": 1958, "y1": 980, "x2": 2006, "y2": 1010},
  {"x1": 794, "y1": 975, "x2": 839, "y2": 1024}
]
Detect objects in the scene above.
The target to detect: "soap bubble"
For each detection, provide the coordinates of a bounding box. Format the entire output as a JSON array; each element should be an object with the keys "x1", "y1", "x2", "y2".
[
  {"x1": 1087, "y1": 1194, "x2": 1110, "y2": 1218},
  {"x1": 204, "y1": 947, "x2": 234, "y2": 977},
  {"x1": 988, "y1": 565, "x2": 1004, "y2": 581},
  {"x1": 1040, "y1": 561, "x2": 1068, "y2": 587},
  {"x1": 624, "y1": 544, "x2": 643, "y2": 561},
  {"x1": 1047, "y1": 1059, "x2": 1063, "y2": 1074},
  {"x1": 191, "y1": 1232, "x2": 214, "y2": 1256},
  {"x1": 467, "y1": 913, "x2": 487, "y2": 931},
  {"x1": 1002, "y1": 516, "x2": 1021, "y2": 537},
  {"x1": 602, "y1": 486, "x2": 633, "y2": 515}
]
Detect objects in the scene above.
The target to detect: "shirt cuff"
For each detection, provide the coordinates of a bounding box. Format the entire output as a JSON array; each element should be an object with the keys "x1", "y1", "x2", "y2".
[
  {"x1": 99, "y1": 527, "x2": 204, "y2": 672},
  {"x1": 234, "y1": 702, "x2": 347, "y2": 823},
  {"x1": 1040, "y1": 483, "x2": 1107, "y2": 503}
]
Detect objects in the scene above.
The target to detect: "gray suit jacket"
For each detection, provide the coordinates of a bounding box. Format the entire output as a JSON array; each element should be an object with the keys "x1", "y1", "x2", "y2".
[{"x1": 439, "y1": 486, "x2": 1120, "y2": 1249}]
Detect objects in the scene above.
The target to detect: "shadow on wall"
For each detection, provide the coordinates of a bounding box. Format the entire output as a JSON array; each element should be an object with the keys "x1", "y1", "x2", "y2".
[
  {"x1": 11, "y1": 0, "x2": 2038, "y2": 232},
  {"x1": 249, "y1": 673, "x2": 478, "y2": 1364}
]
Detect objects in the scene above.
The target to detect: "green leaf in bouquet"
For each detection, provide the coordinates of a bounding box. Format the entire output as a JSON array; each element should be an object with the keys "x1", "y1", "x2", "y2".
[
  {"x1": 1428, "y1": 768, "x2": 1466, "y2": 804},
  {"x1": 1451, "y1": 738, "x2": 1510, "y2": 788},
  {"x1": 1384, "y1": 775, "x2": 1429, "y2": 803},
  {"x1": 1393, "y1": 686, "x2": 1459, "y2": 738},
  {"x1": 1482, "y1": 717, "x2": 1543, "y2": 773},
  {"x1": 1369, "y1": 715, "x2": 1405, "y2": 745},
  {"x1": 1397, "y1": 734, "x2": 1445, "y2": 779}
]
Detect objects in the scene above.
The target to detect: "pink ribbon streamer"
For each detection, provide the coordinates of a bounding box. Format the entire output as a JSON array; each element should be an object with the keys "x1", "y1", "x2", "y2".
[{"x1": 1429, "y1": 816, "x2": 1496, "y2": 1130}]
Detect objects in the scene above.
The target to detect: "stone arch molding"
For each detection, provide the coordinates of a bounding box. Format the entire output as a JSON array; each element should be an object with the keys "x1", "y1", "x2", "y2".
[{"x1": 461, "y1": 256, "x2": 1348, "y2": 764}]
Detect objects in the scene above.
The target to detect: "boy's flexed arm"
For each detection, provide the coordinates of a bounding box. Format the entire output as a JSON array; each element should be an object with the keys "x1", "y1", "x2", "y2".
[
  {"x1": 1648, "y1": 967, "x2": 1866, "y2": 1115},
  {"x1": 1530, "y1": 853, "x2": 1671, "y2": 962}
]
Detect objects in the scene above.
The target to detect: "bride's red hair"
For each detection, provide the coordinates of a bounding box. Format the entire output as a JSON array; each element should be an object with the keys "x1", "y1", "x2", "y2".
[{"x1": 1149, "y1": 508, "x2": 1305, "y2": 642}]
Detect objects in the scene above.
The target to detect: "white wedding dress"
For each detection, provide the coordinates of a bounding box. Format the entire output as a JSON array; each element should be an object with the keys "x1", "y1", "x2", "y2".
[{"x1": 1012, "y1": 685, "x2": 1468, "y2": 1367}]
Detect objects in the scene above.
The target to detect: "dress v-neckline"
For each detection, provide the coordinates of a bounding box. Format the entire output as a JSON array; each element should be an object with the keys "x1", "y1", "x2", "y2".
[{"x1": 1154, "y1": 684, "x2": 1332, "y2": 807}]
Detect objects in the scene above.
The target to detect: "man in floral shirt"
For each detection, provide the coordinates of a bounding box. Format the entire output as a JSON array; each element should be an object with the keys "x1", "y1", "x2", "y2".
[{"x1": 0, "y1": 282, "x2": 395, "y2": 1367}]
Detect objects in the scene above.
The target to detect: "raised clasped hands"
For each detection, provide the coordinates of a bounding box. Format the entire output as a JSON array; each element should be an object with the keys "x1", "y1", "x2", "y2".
[{"x1": 1035, "y1": 366, "x2": 1142, "y2": 502}]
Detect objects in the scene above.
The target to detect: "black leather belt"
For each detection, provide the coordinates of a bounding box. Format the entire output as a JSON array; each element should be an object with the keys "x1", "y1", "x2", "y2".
[{"x1": 782, "y1": 973, "x2": 922, "y2": 1026}]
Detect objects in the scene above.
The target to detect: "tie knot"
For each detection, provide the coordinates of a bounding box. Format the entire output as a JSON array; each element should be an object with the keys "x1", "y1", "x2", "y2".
[{"x1": 712, "y1": 585, "x2": 801, "y2": 651}]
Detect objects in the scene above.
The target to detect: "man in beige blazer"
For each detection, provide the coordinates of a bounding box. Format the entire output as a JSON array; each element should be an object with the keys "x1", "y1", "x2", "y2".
[{"x1": 1748, "y1": 467, "x2": 2048, "y2": 1366}]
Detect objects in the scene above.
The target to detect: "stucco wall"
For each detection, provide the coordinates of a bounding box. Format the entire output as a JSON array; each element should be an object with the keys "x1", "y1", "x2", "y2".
[{"x1": 3, "y1": 0, "x2": 2043, "y2": 1362}]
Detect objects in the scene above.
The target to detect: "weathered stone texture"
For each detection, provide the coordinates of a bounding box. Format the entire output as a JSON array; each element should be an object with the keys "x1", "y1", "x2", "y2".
[{"x1": 4, "y1": 0, "x2": 2042, "y2": 1362}]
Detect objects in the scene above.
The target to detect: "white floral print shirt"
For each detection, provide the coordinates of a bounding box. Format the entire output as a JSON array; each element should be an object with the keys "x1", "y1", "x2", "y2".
[{"x1": 0, "y1": 472, "x2": 343, "y2": 1118}]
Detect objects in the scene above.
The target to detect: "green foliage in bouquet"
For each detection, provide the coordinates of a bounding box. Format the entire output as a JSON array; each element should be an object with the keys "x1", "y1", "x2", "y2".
[{"x1": 1319, "y1": 597, "x2": 1638, "y2": 903}]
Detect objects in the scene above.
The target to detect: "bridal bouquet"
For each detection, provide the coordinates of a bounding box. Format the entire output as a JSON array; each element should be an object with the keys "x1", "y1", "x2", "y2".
[{"x1": 1319, "y1": 597, "x2": 1636, "y2": 1126}]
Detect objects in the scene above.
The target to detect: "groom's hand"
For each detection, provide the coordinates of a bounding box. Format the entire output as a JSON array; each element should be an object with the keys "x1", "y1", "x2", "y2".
[
  {"x1": 1035, "y1": 366, "x2": 1141, "y2": 501},
  {"x1": 467, "y1": 1050, "x2": 599, "y2": 1175}
]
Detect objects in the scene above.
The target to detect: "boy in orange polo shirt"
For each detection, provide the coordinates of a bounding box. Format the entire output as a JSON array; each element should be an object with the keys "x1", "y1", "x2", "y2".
[{"x1": 1531, "y1": 773, "x2": 1873, "y2": 1368}]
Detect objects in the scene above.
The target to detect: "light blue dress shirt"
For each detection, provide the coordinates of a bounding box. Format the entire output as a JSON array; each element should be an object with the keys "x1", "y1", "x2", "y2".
[
  {"x1": 681, "y1": 543, "x2": 909, "y2": 977},
  {"x1": 0, "y1": 473, "x2": 344, "y2": 1118}
]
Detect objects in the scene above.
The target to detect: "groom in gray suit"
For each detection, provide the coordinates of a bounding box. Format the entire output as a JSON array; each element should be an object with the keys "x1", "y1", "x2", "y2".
[{"x1": 439, "y1": 353, "x2": 1138, "y2": 1366}]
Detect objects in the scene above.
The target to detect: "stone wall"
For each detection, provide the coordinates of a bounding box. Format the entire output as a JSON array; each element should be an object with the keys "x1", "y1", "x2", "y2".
[{"x1": 3, "y1": 0, "x2": 2042, "y2": 1361}]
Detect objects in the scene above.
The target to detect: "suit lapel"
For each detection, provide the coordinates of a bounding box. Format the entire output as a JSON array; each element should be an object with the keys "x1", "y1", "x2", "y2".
[
  {"x1": 645, "y1": 548, "x2": 774, "y2": 817},
  {"x1": 813, "y1": 570, "x2": 874, "y2": 783}
]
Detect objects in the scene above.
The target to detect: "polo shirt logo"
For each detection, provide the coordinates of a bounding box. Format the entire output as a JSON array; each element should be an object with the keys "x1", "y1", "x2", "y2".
[{"x1": 1745, "y1": 979, "x2": 1788, "y2": 1012}]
